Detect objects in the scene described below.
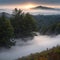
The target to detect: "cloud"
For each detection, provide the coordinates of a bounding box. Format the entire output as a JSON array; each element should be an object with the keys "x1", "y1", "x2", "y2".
[{"x1": 0, "y1": 0, "x2": 60, "y2": 5}]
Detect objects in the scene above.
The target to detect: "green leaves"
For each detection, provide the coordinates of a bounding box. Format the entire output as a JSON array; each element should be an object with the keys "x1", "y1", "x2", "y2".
[
  {"x1": 0, "y1": 12, "x2": 14, "y2": 47},
  {"x1": 0, "y1": 8, "x2": 38, "y2": 47},
  {"x1": 11, "y1": 8, "x2": 38, "y2": 38}
]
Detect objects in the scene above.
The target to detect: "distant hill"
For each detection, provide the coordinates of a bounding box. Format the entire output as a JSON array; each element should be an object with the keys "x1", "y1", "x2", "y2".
[
  {"x1": 31, "y1": 6, "x2": 55, "y2": 10},
  {"x1": 33, "y1": 15, "x2": 60, "y2": 35},
  {"x1": 0, "y1": 12, "x2": 12, "y2": 18}
]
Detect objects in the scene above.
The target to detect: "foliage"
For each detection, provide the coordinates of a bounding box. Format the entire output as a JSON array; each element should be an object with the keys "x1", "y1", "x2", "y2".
[
  {"x1": 10, "y1": 8, "x2": 38, "y2": 38},
  {"x1": 0, "y1": 9, "x2": 60, "y2": 48},
  {"x1": 34, "y1": 15, "x2": 60, "y2": 35},
  {"x1": 0, "y1": 12, "x2": 14, "y2": 48},
  {"x1": 0, "y1": 8, "x2": 38, "y2": 47}
]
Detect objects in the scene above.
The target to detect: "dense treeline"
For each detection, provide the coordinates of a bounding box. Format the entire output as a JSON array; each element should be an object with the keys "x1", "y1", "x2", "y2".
[
  {"x1": 0, "y1": 9, "x2": 60, "y2": 48},
  {"x1": 0, "y1": 8, "x2": 38, "y2": 47},
  {"x1": 18, "y1": 45, "x2": 60, "y2": 60},
  {"x1": 34, "y1": 15, "x2": 60, "y2": 35},
  {"x1": 10, "y1": 8, "x2": 38, "y2": 38},
  {"x1": 0, "y1": 12, "x2": 14, "y2": 48}
]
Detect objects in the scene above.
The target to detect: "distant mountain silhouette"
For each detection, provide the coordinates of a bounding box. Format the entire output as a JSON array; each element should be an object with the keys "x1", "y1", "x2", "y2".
[
  {"x1": 31, "y1": 6, "x2": 55, "y2": 10},
  {"x1": 0, "y1": 12, "x2": 12, "y2": 18}
]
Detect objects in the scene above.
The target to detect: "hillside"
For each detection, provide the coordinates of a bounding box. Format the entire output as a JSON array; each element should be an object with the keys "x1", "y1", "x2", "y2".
[
  {"x1": 18, "y1": 45, "x2": 60, "y2": 60},
  {"x1": 33, "y1": 15, "x2": 60, "y2": 35}
]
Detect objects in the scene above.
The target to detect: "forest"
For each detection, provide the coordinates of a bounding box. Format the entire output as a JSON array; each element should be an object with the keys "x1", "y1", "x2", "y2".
[
  {"x1": 0, "y1": 8, "x2": 60, "y2": 48},
  {"x1": 34, "y1": 15, "x2": 60, "y2": 35},
  {"x1": 0, "y1": 8, "x2": 38, "y2": 48}
]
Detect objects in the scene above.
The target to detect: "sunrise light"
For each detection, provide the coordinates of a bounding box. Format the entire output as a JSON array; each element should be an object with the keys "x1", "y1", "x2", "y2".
[
  {"x1": 19, "y1": 3, "x2": 37, "y2": 9},
  {"x1": 24, "y1": 4, "x2": 35, "y2": 9}
]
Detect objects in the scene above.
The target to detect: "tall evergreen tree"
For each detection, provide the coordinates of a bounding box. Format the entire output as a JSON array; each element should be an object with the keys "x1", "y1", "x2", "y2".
[
  {"x1": 10, "y1": 8, "x2": 38, "y2": 38},
  {"x1": 0, "y1": 12, "x2": 14, "y2": 48}
]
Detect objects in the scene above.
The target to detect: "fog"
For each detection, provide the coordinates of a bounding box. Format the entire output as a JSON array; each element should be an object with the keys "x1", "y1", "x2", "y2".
[
  {"x1": 23, "y1": 9, "x2": 60, "y2": 15},
  {"x1": 0, "y1": 9, "x2": 60, "y2": 15},
  {"x1": 0, "y1": 34, "x2": 60, "y2": 60}
]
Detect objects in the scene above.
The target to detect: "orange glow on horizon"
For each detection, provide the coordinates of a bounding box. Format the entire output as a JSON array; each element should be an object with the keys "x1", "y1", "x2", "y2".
[
  {"x1": 0, "y1": 3, "x2": 60, "y2": 9},
  {"x1": 19, "y1": 3, "x2": 38, "y2": 9},
  {"x1": 22, "y1": 4, "x2": 35, "y2": 9},
  {"x1": 0, "y1": 3, "x2": 38, "y2": 9}
]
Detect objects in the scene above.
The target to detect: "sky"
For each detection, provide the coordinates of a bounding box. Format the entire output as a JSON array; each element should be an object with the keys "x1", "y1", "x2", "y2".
[{"x1": 0, "y1": 0, "x2": 60, "y2": 9}]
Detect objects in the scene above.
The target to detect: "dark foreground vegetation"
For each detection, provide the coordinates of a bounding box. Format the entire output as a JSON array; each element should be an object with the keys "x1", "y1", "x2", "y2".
[
  {"x1": 0, "y1": 8, "x2": 60, "y2": 48},
  {"x1": 34, "y1": 15, "x2": 60, "y2": 35},
  {"x1": 0, "y1": 8, "x2": 38, "y2": 48},
  {"x1": 18, "y1": 45, "x2": 60, "y2": 60}
]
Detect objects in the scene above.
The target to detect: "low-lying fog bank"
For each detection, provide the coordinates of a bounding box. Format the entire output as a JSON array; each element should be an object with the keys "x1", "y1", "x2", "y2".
[{"x1": 0, "y1": 35, "x2": 60, "y2": 60}]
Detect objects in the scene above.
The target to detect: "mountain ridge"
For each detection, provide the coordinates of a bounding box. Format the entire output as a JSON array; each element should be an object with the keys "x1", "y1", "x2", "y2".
[{"x1": 31, "y1": 5, "x2": 55, "y2": 10}]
